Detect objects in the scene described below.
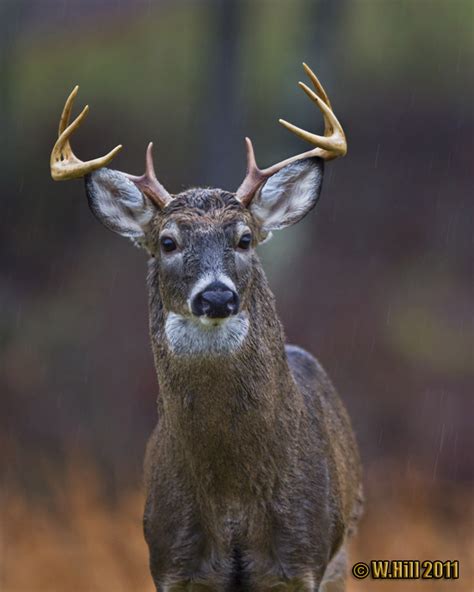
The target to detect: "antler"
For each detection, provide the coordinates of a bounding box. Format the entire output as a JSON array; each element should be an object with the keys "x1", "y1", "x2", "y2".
[
  {"x1": 123, "y1": 142, "x2": 172, "y2": 208},
  {"x1": 51, "y1": 86, "x2": 172, "y2": 208},
  {"x1": 236, "y1": 63, "x2": 347, "y2": 206},
  {"x1": 50, "y1": 86, "x2": 122, "y2": 181}
]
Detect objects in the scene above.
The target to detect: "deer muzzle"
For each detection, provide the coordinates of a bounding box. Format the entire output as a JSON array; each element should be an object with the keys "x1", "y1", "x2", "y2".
[{"x1": 191, "y1": 281, "x2": 240, "y2": 319}]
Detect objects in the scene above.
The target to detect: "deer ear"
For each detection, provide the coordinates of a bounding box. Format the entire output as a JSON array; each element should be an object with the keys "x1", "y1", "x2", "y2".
[
  {"x1": 249, "y1": 157, "x2": 324, "y2": 232},
  {"x1": 85, "y1": 168, "x2": 157, "y2": 245}
]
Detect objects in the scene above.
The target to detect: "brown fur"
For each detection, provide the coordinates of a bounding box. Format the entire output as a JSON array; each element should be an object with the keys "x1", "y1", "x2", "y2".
[
  {"x1": 84, "y1": 170, "x2": 363, "y2": 591},
  {"x1": 142, "y1": 192, "x2": 362, "y2": 591}
]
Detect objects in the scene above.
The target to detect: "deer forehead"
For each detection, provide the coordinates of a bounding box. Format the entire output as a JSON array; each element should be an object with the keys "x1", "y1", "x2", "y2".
[{"x1": 156, "y1": 188, "x2": 255, "y2": 234}]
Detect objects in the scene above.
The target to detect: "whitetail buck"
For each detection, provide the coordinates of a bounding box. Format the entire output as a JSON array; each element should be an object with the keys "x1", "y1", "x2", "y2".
[{"x1": 50, "y1": 64, "x2": 363, "y2": 591}]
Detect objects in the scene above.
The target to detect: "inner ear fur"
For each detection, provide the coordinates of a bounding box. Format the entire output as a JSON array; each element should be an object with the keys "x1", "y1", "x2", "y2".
[
  {"x1": 249, "y1": 157, "x2": 324, "y2": 232},
  {"x1": 85, "y1": 168, "x2": 157, "y2": 244}
]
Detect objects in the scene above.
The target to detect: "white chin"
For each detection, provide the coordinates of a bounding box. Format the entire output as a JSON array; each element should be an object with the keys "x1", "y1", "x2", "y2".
[
  {"x1": 164, "y1": 312, "x2": 249, "y2": 355},
  {"x1": 198, "y1": 316, "x2": 228, "y2": 327}
]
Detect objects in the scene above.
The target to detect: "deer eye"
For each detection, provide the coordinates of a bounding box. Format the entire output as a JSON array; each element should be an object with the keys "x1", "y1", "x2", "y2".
[
  {"x1": 160, "y1": 236, "x2": 177, "y2": 253},
  {"x1": 237, "y1": 233, "x2": 252, "y2": 250}
]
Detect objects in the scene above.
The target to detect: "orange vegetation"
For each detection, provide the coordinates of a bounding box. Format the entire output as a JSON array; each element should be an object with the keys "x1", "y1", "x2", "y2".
[{"x1": 1, "y1": 462, "x2": 472, "y2": 592}]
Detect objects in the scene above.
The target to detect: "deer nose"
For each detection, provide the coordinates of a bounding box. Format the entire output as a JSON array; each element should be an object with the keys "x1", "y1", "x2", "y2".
[{"x1": 191, "y1": 281, "x2": 240, "y2": 319}]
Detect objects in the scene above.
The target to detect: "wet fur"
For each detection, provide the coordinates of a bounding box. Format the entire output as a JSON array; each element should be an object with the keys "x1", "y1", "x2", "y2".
[
  {"x1": 85, "y1": 172, "x2": 363, "y2": 591},
  {"x1": 142, "y1": 192, "x2": 362, "y2": 590}
]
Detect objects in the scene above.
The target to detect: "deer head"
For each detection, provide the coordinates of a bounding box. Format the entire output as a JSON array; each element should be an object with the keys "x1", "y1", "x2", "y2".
[{"x1": 50, "y1": 64, "x2": 346, "y2": 355}]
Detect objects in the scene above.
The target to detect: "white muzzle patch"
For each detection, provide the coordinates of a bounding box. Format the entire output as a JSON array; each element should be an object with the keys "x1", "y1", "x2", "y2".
[{"x1": 164, "y1": 312, "x2": 249, "y2": 356}]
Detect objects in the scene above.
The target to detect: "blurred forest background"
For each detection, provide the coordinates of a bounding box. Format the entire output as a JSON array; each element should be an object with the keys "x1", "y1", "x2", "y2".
[{"x1": 0, "y1": 0, "x2": 473, "y2": 590}]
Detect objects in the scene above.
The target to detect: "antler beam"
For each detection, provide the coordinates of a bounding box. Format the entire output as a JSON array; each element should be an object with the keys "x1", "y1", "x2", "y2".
[{"x1": 236, "y1": 63, "x2": 347, "y2": 206}]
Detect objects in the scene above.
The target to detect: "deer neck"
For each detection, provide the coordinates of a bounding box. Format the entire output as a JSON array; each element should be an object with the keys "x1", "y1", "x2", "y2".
[{"x1": 147, "y1": 263, "x2": 301, "y2": 495}]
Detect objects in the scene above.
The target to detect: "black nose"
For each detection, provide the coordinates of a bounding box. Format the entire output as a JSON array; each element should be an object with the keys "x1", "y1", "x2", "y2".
[{"x1": 191, "y1": 281, "x2": 240, "y2": 319}]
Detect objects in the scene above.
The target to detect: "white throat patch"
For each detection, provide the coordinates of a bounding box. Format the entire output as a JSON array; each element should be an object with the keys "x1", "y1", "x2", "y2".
[{"x1": 164, "y1": 312, "x2": 250, "y2": 356}]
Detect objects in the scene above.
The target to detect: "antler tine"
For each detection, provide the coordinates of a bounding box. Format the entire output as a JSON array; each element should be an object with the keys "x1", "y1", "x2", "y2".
[
  {"x1": 50, "y1": 86, "x2": 122, "y2": 181},
  {"x1": 123, "y1": 142, "x2": 173, "y2": 209},
  {"x1": 58, "y1": 84, "x2": 79, "y2": 136},
  {"x1": 279, "y1": 81, "x2": 345, "y2": 153},
  {"x1": 302, "y1": 62, "x2": 331, "y2": 109},
  {"x1": 236, "y1": 138, "x2": 266, "y2": 207},
  {"x1": 236, "y1": 63, "x2": 347, "y2": 205}
]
